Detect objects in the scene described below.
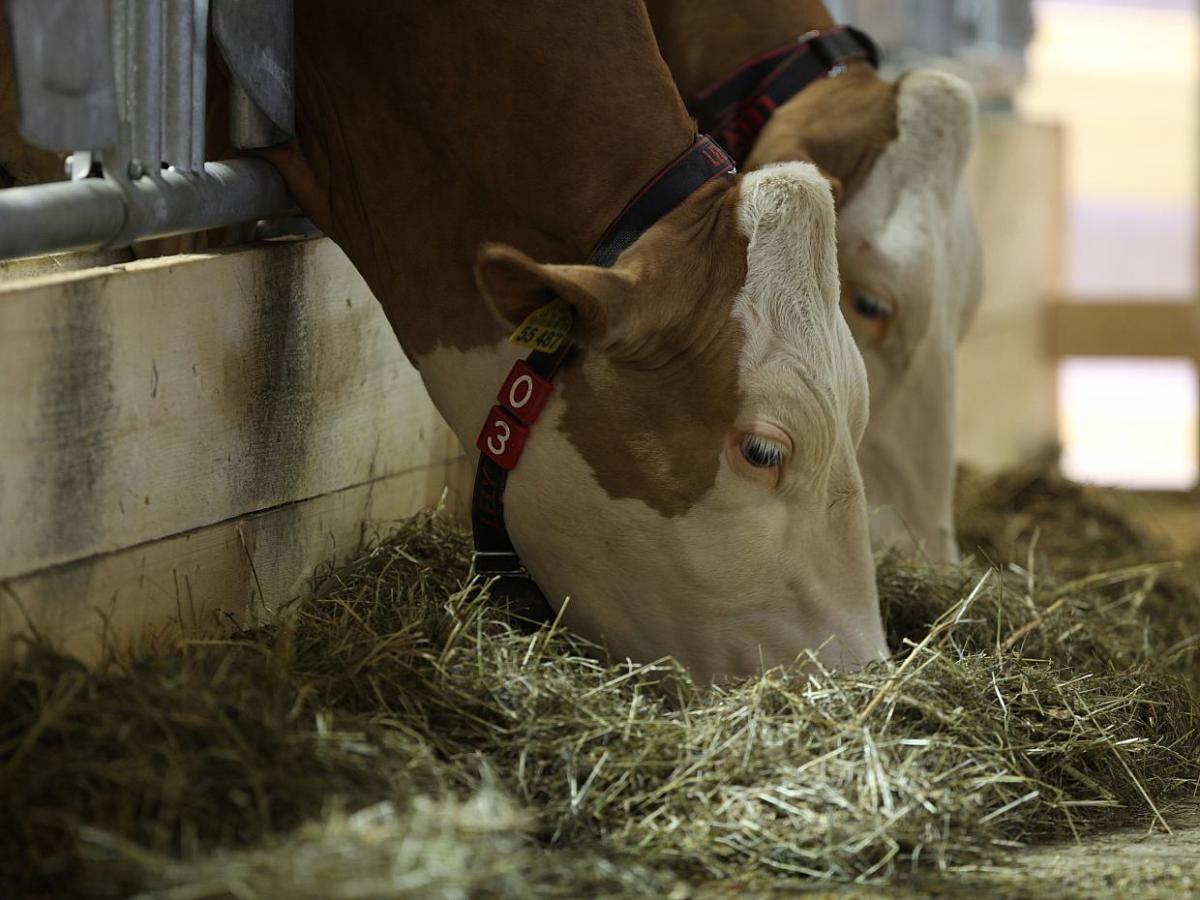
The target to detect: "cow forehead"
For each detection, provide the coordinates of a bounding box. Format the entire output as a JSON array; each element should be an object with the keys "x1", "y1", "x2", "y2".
[
  {"x1": 839, "y1": 69, "x2": 975, "y2": 234},
  {"x1": 893, "y1": 69, "x2": 977, "y2": 183},
  {"x1": 732, "y1": 166, "x2": 840, "y2": 344},
  {"x1": 731, "y1": 164, "x2": 864, "y2": 418}
]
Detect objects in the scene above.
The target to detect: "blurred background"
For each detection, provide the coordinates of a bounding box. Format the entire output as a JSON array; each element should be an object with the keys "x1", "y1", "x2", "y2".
[{"x1": 832, "y1": 0, "x2": 1200, "y2": 545}]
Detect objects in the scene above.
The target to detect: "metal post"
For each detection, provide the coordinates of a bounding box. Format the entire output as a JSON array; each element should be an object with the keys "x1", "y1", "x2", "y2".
[
  {"x1": 190, "y1": 0, "x2": 211, "y2": 171},
  {"x1": 214, "y1": 0, "x2": 295, "y2": 149},
  {"x1": 163, "y1": 0, "x2": 195, "y2": 171},
  {"x1": 128, "y1": 0, "x2": 164, "y2": 177},
  {"x1": 7, "y1": 0, "x2": 119, "y2": 153},
  {"x1": 111, "y1": 0, "x2": 129, "y2": 142}
]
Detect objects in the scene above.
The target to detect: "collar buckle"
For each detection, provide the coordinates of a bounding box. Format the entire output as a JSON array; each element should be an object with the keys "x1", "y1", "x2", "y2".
[
  {"x1": 472, "y1": 550, "x2": 532, "y2": 579},
  {"x1": 802, "y1": 30, "x2": 849, "y2": 74}
]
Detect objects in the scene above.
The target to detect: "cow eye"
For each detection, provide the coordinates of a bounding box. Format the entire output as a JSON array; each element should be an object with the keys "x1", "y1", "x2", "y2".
[
  {"x1": 739, "y1": 434, "x2": 784, "y2": 468},
  {"x1": 853, "y1": 292, "x2": 892, "y2": 320}
]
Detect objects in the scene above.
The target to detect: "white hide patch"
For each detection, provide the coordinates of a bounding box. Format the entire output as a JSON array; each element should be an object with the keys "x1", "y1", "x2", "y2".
[
  {"x1": 888, "y1": 69, "x2": 978, "y2": 198},
  {"x1": 836, "y1": 68, "x2": 982, "y2": 562}
]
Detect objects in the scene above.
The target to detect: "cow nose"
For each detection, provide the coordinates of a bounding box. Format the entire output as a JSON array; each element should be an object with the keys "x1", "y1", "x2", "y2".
[
  {"x1": 938, "y1": 532, "x2": 961, "y2": 565},
  {"x1": 870, "y1": 513, "x2": 960, "y2": 565},
  {"x1": 816, "y1": 621, "x2": 890, "y2": 672},
  {"x1": 919, "y1": 525, "x2": 961, "y2": 564}
]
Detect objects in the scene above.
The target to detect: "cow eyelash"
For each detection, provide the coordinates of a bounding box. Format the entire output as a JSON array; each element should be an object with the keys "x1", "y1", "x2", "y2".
[
  {"x1": 739, "y1": 434, "x2": 785, "y2": 468},
  {"x1": 853, "y1": 292, "x2": 892, "y2": 320}
]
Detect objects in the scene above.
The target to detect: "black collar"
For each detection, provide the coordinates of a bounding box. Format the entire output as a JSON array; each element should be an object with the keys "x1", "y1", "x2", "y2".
[
  {"x1": 692, "y1": 26, "x2": 879, "y2": 166},
  {"x1": 470, "y1": 135, "x2": 736, "y2": 624}
]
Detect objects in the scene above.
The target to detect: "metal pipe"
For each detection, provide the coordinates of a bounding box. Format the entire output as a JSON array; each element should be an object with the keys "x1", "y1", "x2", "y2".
[
  {"x1": 129, "y1": 0, "x2": 164, "y2": 176},
  {"x1": 124, "y1": 160, "x2": 295, "y2": 242},
  {"x1": 164, "y1": 0, "x2": 195, "y2": 171},
  {"x1": 0, "y1": 160, "x2": 296, "y2": 260},
  {"x1": 0, "y1": 179, "x2": 127, "y2": 259}
]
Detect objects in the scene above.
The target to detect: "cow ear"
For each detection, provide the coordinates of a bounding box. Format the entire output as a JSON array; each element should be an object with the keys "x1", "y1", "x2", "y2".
[{"x1": 475, "y1": 243, "x2": 634, "y2": 346}]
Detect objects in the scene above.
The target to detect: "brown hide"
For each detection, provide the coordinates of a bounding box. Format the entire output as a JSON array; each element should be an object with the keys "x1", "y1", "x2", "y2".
[
  {"x1": 647, "y1": 0, "x2": 836, "y2": 91},
  {"x1": 644, "y1": 0, "x2": 898, "y2": 203},
  {"x1": 261, "y1": 1, "x2": 748, "y2": 513},
  {"x1": 259, "y1": 1, "x2": 703, "y2": 360}
]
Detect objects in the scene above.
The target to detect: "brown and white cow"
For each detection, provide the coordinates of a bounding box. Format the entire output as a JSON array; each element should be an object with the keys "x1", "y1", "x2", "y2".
[
  {"x1": 255, "y1": 1, "x2": 892, "y2": 681},
  {"x1": 648, "y1": 0, "x2": 985, "y2": 563},
  {"x1": 0, "y1": 2, "x2": 891, "y2": 680}
]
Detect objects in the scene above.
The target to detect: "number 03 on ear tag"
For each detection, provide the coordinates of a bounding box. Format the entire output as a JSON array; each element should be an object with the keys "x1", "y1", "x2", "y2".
[{"x1": 509, "y1": 298, "x2": 573, "y2": 353}]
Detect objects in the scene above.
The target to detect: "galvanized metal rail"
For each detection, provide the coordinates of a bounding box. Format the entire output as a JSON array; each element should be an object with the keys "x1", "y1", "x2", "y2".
[
  {"x1": 0, "y1": 159, "x2": 294, "y2": 259},
  {"x1": 1, "y1": 0, "x2": 299, "y2": 261}
]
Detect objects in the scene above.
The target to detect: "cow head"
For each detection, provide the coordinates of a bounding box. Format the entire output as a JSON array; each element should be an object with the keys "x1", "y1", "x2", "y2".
[
  {"x1": 747, "y1": 68, "x2": 983, "y2": 562},
  {"x1": 470, "y1": 163, "x2": 887, "y2": 683}
]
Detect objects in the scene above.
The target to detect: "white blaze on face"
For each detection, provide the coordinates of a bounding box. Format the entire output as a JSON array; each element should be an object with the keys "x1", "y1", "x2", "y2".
[
  {"x1": 836, "y1": 69, "x2": 983, "y2": 563},
  {"x1": 487, "y1": 162, "x2": 887, "y2": 683}
]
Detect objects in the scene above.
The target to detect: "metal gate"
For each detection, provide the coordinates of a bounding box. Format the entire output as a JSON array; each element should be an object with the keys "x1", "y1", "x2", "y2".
[{"x1": 0, "y1": 0, "x2": 299, "y2": 260}]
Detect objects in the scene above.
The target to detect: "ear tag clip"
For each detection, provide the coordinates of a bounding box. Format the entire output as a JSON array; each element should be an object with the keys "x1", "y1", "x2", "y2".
[{"x1": 509, "y1": 298, "x2": 573, "y2": 353}]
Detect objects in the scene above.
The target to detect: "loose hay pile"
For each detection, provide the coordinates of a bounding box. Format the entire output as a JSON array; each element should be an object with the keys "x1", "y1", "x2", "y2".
[
  {"x1": 3, "y1": 469, "x2": 1200, "y2": 898},
  {"x1": 956, "y1": 462, "x2": 1200, "y2": 680}
]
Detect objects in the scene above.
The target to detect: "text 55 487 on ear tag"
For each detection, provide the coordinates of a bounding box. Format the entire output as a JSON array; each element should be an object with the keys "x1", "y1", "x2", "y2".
[{"x1": 509, "y1": 298, "x2": 573, "y2": 353}]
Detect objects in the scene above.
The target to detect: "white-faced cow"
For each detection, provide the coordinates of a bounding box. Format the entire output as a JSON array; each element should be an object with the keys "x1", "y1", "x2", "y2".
[{"x1": 648, "y1": 0, "x2": 985, "y2": 563}]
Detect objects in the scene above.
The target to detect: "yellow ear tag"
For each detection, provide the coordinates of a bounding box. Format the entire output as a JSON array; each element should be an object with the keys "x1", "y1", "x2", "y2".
[{"x1": 508, "y1": 298, "x2": 573, "y2": 353}]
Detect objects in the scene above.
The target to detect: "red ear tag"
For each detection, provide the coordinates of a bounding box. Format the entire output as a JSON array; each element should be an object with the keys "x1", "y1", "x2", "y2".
[
  {"x1": 498, "y1": 360, "x2": 554, "y2": 425},
  {"x1": 477, "y1": 406, "x2": 530, "y2": 471}
]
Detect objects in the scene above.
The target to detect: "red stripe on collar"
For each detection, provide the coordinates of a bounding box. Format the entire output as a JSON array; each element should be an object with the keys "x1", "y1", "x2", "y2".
[{"x1": 692, "y1": 26, "x2": 879, "y2": 165}]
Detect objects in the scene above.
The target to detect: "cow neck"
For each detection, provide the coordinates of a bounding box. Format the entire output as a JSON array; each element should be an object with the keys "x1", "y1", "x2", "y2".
[
  {"x1": 471, "y1": 136, "x2": 736, "y2": 623},
  {"x1": 282, "y1": 1, "x2": 699, "y2": 374},
  {"x1": 647, "y1": 1, "x2": 877, "y2": 166}
]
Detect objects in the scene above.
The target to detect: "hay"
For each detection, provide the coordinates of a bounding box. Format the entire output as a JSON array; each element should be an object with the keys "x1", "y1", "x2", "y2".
[
  {"x1": 956, "y1": 462, "x2": 1200, "y2": 678},
  {"x1": 2, "y1": 469, "x2": 1200, "y2": 897}
]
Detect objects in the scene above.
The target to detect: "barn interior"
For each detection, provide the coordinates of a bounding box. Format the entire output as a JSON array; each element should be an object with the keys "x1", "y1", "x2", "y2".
[{"x1": 2, "y1": 1, "x2": 1200, "y2": 897}]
